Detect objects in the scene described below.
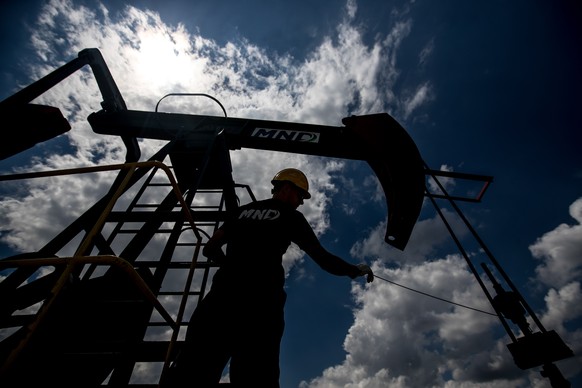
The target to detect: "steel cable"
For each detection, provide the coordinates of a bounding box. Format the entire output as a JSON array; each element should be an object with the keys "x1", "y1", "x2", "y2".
[{"x1": 373, "y1": 274, "x2": 498, "y2": 317}]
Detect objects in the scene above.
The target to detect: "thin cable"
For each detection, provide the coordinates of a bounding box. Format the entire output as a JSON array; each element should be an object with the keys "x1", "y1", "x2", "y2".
[{"x1": 373, "y1": 274, "x2": 498, "y2": 317}]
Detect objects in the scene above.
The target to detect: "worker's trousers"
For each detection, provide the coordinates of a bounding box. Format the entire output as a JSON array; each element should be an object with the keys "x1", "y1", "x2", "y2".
[{"x1": 162, "y1": 287, "x2": 287, "y2": 387}]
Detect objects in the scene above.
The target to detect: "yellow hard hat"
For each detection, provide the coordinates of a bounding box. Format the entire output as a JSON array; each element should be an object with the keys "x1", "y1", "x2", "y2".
[{"x1": 271, "y1": 168, "x2": 311, "y2": 199}]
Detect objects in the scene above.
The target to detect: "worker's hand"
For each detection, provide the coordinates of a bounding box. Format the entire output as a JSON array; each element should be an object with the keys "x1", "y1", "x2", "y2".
[{"x1": 356, "y1": 264, "x2": 374, "y2": 283}]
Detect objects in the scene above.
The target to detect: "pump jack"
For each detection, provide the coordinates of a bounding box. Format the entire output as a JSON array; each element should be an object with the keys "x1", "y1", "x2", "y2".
[{"x1": 0, "y1": 48, "x2": 574, "y2": 386}]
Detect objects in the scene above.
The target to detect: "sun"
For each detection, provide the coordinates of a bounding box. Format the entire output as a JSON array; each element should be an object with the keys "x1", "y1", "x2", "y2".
[{"x1": 134, "y1": 31, "x2": 200, "y2": 90}]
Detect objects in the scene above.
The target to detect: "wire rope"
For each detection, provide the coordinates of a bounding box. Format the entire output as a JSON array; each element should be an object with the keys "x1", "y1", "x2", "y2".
[{"x1": 373, "y1": 274, "x2": 498, "y2": 317}]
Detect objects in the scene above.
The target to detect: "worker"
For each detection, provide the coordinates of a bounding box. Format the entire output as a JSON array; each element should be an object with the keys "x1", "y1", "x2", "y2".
[{"x1": 161, "y1": 168, "x2": 374, "y2": 387}]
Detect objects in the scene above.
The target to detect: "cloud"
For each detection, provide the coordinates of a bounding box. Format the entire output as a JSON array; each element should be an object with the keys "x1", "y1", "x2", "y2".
[
  {"x1": 300, "y1": 255, "x2": 524, "y2": 387},
  {"x1": 541, "y1": 282, "x2": 582, "y2": 339},
  {"x1": 402, "y1": 81, "x2": 433, "y2": 119},
  {"x1": 350, "y1": 209, "x2": 466, "y2": 265},
  {"x1": 529, "y1": 197, "x2": 582, "y2": 289},
  {"x1": 317, "y1": 196, "x2": 582, "y2": 386},
  {"x1": 529, "y1": 197, "x2": 582, "y2": 381},
  {"x1": 427, "y1": 164, "x2": 456, "y2": 196},
  {"x1": 418, "y1": 37, "x2": 434, "y2": 67}
]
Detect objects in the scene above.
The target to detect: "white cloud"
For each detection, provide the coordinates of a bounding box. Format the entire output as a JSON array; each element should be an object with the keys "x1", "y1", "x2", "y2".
[
  {"x1": 526, "y1": 197, "x2": 582, "y2": 383},
  {"x1": 300, "y1": 256, "x2": 523, "y2": 387},
  {"x1": 350, "y1": 209, "x2": 465, "y2": 265},
  {"x1": 541, "y1": 282, "x2": 582, "y2": 332},
  {"x1": 427, "y1": 164, "x2": 456, "y2": 196},
  {"x1": 402, "y1": 81, "x2": 433, "y2": 119},
  {"x1": 529, "y1": 197, "x2": 582, "y2": 288},
  {"x1": 315, "y1": 197, "x2": 582, "y2": 386},
  {"x1": 419, "y1": 37, "x2": 434, "y2": 67}
]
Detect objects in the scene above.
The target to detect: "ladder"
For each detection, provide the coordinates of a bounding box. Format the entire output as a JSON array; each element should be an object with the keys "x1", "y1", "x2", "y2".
[{"x1": 0, "y1": 135, "x2": 250, "y2": 385}]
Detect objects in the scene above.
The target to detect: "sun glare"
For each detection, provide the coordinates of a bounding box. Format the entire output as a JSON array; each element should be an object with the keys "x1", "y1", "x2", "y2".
[
  {"x1": 138, "y1": 36, "x2": 177, "y2": 80},
  {"x1": 135, "y1": 34, "x2": 193, "y2": 88},
  {"x1": 130, "y1": 31, "x2": 218, "y2": 115}
]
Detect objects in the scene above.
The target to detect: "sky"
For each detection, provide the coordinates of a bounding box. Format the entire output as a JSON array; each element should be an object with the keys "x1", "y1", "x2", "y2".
[{"x1": 0, "y1": 0, "x2": 581, "y2": 387}]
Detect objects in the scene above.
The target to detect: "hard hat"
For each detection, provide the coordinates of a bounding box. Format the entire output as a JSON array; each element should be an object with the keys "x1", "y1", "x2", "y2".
[{"x1": 271, "y1": 168, "x2": 311, "y2": 199}]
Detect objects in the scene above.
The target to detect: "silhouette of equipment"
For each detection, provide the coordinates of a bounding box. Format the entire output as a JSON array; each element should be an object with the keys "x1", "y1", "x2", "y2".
[
  {"x1": 0, "y1": 48, "x2": 575, "y2": 387},
  {"x1": 482, "y1": 264, "x2": 573, "y2": 387},
  {"x1": 0, "y1": 48, "x2": 424, "y2": 386}
]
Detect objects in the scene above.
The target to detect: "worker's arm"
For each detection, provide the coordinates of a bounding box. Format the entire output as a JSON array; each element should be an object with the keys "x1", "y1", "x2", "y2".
[
  {"x1": 302, "y1": 241, "x2": 374, "y2": 283},
  {"x1": 203, "y1": 228, "x2": 227, "y2": 265}
]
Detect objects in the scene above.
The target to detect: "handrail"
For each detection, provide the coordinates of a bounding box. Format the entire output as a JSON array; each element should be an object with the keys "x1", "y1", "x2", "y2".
[
  {"x1": 0, "y1": 255, "x2": 179, "y2": 376},
  {"x1": 0, "y1": 160, "x2": 205, "y2": 377},
  {"x1": 0, "y1": 255, "x2": 178, "y2": 328},
  {"x1": 0, "y1": 160, "x2": 202, "y2": 241}
]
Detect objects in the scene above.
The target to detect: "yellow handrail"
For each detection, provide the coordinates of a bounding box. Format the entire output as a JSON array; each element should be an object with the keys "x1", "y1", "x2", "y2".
[
  {"x1": 0, "y1": 254, "x2": 179, "y2": 376},
  {"x1": 0, "y1": 160, "x2": 206, "y2": 379}
]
